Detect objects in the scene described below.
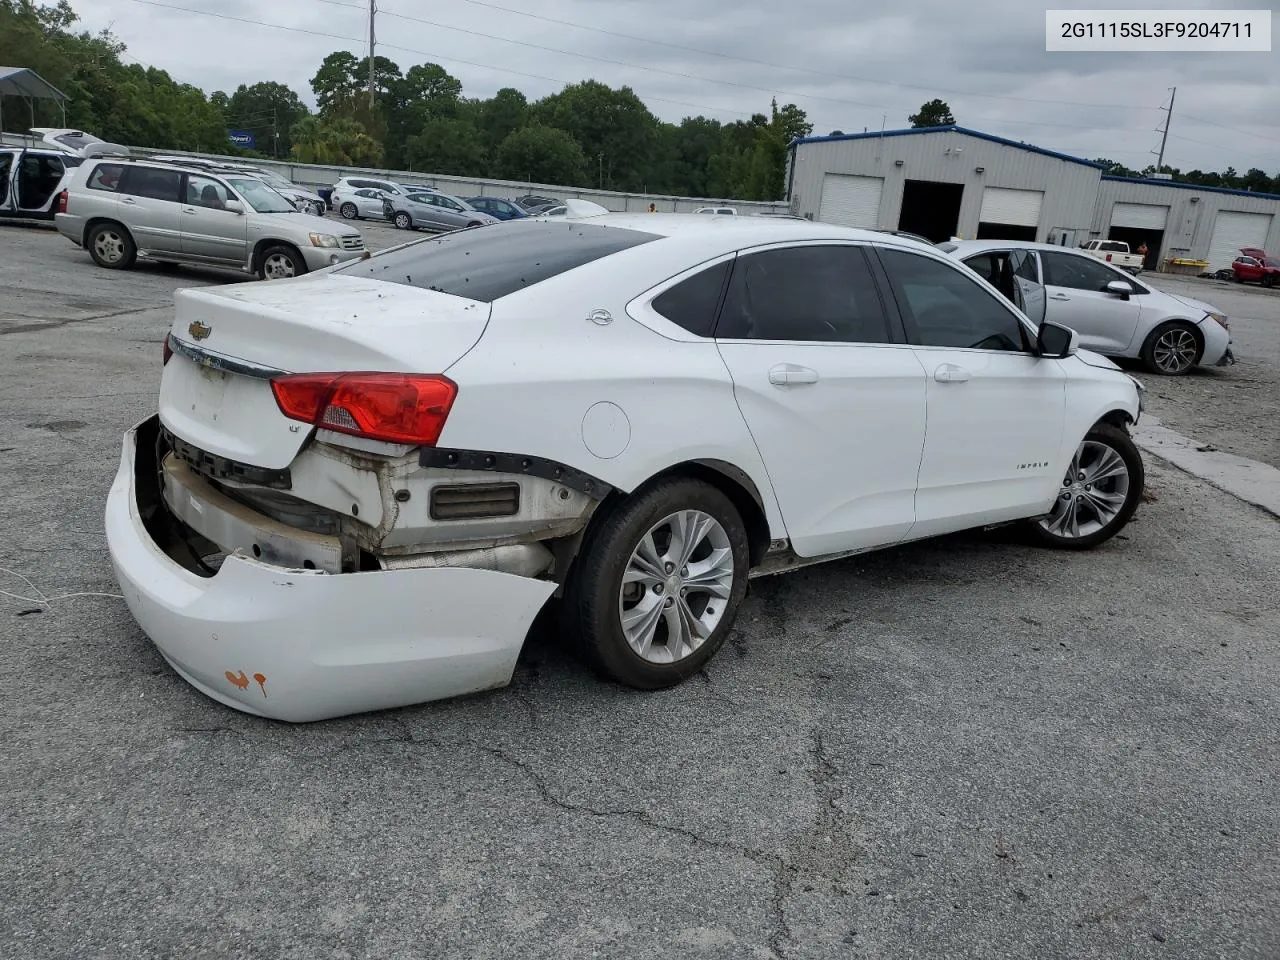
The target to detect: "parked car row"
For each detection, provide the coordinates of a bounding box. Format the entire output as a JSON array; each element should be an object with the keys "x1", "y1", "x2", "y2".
[{"x1": 53, "y1": 155, "x2": 366, "y2": 280}]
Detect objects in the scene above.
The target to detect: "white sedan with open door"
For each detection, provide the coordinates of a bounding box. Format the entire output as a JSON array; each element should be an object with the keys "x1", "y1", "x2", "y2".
[{"x1": 107, "y1": 216, "x2": 1145, "y2": 721}]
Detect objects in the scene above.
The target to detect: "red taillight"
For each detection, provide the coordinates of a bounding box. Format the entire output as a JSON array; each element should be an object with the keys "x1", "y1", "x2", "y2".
[
  {"x1": 55, "y1": 189, "x2": 68, "y2": 214},
  {"x1": 1105, "y1": 253, "x2": 1112, "y2": 262},
  {"x1": 162, "y1": 337, "x2": 173, "y2": 365},
  {"x1": 270, "y1": 373, "x2": 457, "y2": 446}
]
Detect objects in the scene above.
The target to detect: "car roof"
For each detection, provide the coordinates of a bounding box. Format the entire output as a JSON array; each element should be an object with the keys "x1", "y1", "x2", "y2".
[{"x1": 944, "y1": 239, "x2": 1089, "y2": 255}]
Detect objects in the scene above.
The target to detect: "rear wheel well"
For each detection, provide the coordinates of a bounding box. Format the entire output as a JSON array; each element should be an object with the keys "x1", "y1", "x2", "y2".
[
  {"x1": 571, "y1": 461, "x2": 772, "y2": 576},
  {"x1": 83, "y1": 217, "x2": 131, "y2": 247}
]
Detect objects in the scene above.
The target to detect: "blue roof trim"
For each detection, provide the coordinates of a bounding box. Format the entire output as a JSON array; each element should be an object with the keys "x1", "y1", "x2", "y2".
[
  {"x1": 1101, "y1": 174, "x2": 1280, "y2": 202},
  {"x1": 790, "y1": 125, "x2": 1105, "y2": 169}
]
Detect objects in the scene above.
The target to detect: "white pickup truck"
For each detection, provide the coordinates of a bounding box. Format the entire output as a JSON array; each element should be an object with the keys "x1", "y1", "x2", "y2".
[{"x1": 1080, "y1": 239, "x2": 1145, "y2": 274}]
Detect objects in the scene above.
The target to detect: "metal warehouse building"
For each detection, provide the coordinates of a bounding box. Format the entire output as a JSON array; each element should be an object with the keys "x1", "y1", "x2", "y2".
[{"x1": 787, "y1": 125, "x2": 1280, "y2": 273}]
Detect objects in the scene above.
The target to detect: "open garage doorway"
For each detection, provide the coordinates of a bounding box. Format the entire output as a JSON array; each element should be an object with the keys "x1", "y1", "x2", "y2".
[
  {"x1": 976, "y1": 221, "x2": 1037, "y2": 241},
  {"x1": 898, "y1": 180, "x2": 963, "y2": 242},
  {"x1": 1108, "y1": 226, "x2": 1164, "y2": 271}
]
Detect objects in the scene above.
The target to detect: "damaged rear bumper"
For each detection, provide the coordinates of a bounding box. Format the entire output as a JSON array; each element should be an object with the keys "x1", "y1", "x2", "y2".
[{"x1": 105, "y1": 416, "x2": 555, "y2": 722}]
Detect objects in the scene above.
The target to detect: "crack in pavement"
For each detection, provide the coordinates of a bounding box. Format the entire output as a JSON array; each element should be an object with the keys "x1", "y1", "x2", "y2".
[{"x1": 0, "y1": 306, "x2": 156, "y2": 337}]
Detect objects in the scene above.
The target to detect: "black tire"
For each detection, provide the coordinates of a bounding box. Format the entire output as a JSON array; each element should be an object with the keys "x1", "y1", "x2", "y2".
[
  {"x1": 1263, "y1": 274, "x2": 1276, "y2": 289},
  {"x1": 339, "y1": 202, "x2": 358, "y2": 220},
  {"x1": 257, "y1": 244, "x2": 307, "y2": 281},
  {"x1": 1023, "y1": 422, "x2": 1144, "y2": 550},
  {"x1": 86, "y1": 221, "x2": 136, "y2": 270},
  {"x1": 394, "y1": 211, "x2": 412, "y2": 230},
  {"x1": 1140, "y1": 320, "x2": 1202, "y2": 375},
  {"x1": 565, "y1": 477, "x2": 750, "y2": 690}
]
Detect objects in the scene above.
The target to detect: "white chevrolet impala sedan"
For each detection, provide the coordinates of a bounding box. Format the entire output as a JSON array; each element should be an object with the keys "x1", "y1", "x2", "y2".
[{"x1": 107, "y1": 215, "x2": 1145, "y2": 721}]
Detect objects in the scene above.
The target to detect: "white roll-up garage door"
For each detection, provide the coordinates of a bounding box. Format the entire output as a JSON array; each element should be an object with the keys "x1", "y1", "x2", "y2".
[
  {"x1": 1112, "y1": 202, "x2": 1169, "y2": 230},
  {"x1": 979, "y1": 187, "x2": 1043, "y2": 226},
  {"x1": 818, "y1": 174, "x2": 883, "y2": 228},
  {"x1": 1206, "y1": 211, "x2": 1274, "y2": 271}
]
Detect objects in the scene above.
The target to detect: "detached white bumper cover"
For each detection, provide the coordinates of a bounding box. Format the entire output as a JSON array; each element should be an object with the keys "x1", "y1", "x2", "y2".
[{"x1": 106, "y1": 418, "x2": 555, "y2": 722}]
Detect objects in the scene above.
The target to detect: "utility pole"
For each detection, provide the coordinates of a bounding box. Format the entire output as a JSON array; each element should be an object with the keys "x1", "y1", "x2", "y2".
[
  {"x1": 1155, "y1": 86, "x2": 1176, "y2": 171},
  {"x1": 367, "y1": 0, "x2": 377, "y2": 108}
]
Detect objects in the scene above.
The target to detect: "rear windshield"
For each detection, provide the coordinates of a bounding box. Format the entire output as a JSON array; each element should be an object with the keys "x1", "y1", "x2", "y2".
[{"x1": 335, "y1": 220, "x2": 660, "y2": 303}]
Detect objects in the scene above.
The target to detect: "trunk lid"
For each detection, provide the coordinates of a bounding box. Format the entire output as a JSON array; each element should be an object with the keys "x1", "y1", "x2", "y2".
[{"x1": 159, "y1": 275, "x2": 490, "y2": 469}]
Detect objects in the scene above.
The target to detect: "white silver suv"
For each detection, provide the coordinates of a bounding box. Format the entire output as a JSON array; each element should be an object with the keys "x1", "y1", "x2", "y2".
[{"x1": 55, "y1": 158, "x2": 366, "y2": 280}]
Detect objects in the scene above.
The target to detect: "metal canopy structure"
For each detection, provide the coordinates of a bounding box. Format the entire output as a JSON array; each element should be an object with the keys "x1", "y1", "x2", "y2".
[{"x1": 0, "y1": 67, "x2": 69, "y2": 132}]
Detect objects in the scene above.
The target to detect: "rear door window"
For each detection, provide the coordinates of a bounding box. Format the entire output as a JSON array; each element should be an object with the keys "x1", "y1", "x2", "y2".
[
  {"x1": 716, "y1": 245, "x2": 895, "y2": 343},
  {"x1": 336, "y1": 220, "x2": 659, "y2": 303},
  {"x1": 121, "y1": 166, "x2": 182, "y2": 202}
]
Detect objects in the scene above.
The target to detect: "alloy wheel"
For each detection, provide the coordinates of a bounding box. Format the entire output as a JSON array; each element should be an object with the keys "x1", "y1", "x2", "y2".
[
  {"x1": 93, "y1": 230, "x2": 125, "y2": 264},
  {"x1": 1151, "y1": 327, "x2": 1199, "y2": 373},
  {"x1": 1039, "y1": 440, "x2": 1131, "y2": 539},
  {"x1": 262, "y1": 253, "x2": 296, "y2": 280},
  {"x1": 618, "y1": 509, "x2": 735, "y2": 664}
]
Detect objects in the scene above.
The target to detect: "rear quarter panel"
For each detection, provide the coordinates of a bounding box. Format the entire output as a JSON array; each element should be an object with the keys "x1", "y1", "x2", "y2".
[{"x1": 438, "y1": 257, "x2": 788, "y2": 540}]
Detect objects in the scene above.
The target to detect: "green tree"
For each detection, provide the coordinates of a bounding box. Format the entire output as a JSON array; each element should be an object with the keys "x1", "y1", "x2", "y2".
[
  {"x1": 310, "y1": 51, "x2": 362, "y2": 112},
  {"x1": 909, "y1": 98, "x2": 956, "y2": 128},
  {"x1": 536, "y1": 80, "x2": 659, "y2": 190},
  {"x1": 290, "y1": 115, "x2": 383, "y2": 166},
  {"x1": 224, "y1": 81, "x2": 309, "y2": 157},
  {"x1": 1093, "y1": 158, "x2": 1140, "y2": 177},
  {"x1": 494, "y1": 125, "x2": 587, "y2": 185},
  {"x1": 477, "y1": 87, "x2": 529, "y2": 152},
  {"x1": 1241, "y1": 168, "x2": 1272, "y2": 192},
  {"x1": 405, "y1": 117, "x2": 487, "y2": 175},
  {"x1": 385, "y1": 62, "x2": 463, "y2": 166}
]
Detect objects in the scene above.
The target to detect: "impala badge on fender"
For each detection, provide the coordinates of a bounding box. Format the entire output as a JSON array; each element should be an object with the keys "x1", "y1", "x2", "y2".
[{"x1": 188, "y1": 320, "x2": 211, "y2": 341}]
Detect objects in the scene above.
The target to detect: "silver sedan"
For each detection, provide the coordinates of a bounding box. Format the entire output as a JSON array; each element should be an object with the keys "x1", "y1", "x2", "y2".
[{"x1": 383, "y1": 192, "x2": 498, "y2": 232}]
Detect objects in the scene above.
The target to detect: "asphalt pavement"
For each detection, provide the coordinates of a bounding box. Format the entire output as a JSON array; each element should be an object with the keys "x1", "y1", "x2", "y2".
[{"x1": 2, "y1": 221, "x2": 1278, "y2": 959}]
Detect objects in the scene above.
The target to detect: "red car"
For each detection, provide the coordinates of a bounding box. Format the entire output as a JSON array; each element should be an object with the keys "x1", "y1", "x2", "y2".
[{"x1": 1231, "y1": 247, "x2": 1280, "y2": 288}]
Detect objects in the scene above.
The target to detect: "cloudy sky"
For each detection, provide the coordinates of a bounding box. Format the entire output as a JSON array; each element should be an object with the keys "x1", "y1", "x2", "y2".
[{"x1": 71, "y1": 0, "x2": 1279, "y2": 173}]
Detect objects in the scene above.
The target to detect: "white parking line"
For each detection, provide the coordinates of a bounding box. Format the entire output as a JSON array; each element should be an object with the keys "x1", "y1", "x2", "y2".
[{"x1": 1135, "y1": 416, "x2": 1280, "y2": 518}]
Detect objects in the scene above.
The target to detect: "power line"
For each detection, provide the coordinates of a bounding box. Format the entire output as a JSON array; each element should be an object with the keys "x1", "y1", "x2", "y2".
[
  {"x1": 1179, "y1": 112, "x2": 1280, "y2": 147},
  {"x1": 371, "y1": 3, "x2": 1163, "y2": 133},
  {"x1": 109, "y1": 0, "x2": 776, "y2": 124},
  {"x1": 443, "y1": 0, "x2": 1159, "y2": 113}
]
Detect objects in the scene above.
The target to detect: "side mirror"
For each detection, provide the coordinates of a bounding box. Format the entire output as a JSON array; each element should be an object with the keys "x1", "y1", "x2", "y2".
[
  {"x1": 223, "y1": 199, "x2": 245, "y2": 215},
  {"x1": 1105, "y1": 279, "x2": 1132, "y2": 299},
  {"x1": 1038, "y1": 320, "x2": 1079, "y2": 359}
]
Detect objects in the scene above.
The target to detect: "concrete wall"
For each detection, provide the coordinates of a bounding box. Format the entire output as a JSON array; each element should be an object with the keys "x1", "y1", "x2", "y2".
[
  {"x1": 1091, "y1": 176, "x2": 1280, "y2": 266},
  {"x1": 789, "y1": 129, "x2": 1101, "y2": 242},
  {"x1": 0, "y1": 133, "x2": 788, "y2": 216}
]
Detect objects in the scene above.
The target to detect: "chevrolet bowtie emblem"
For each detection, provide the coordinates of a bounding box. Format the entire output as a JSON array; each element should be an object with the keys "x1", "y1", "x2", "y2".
[{"x1": 188, "y1": 320, "x2": 211, "y2": 341}]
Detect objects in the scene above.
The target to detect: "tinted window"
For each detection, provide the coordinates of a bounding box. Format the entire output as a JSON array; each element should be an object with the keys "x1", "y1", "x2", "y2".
[
  {"x1": 1041, "y1": 251, "x2": 1121, "y2": 291},
  {"x1": 651, "y1": 260, "x2": 731, "y2": 337},
  {"x1": 122, "y1": 166, "x2": 182, "y2": 202},
  {"x1": 716, "y1": 245, "x2": 893, "y2": 343},
  {"x1": 335, "y1": 219, "x2": 659, "y2": 303},
  {"x1": 87, "y1": 163, "x2": 125, "y2": 192},
  {"x1": 880, "y1": 248, "x2": 1029, "y2": 352}
]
